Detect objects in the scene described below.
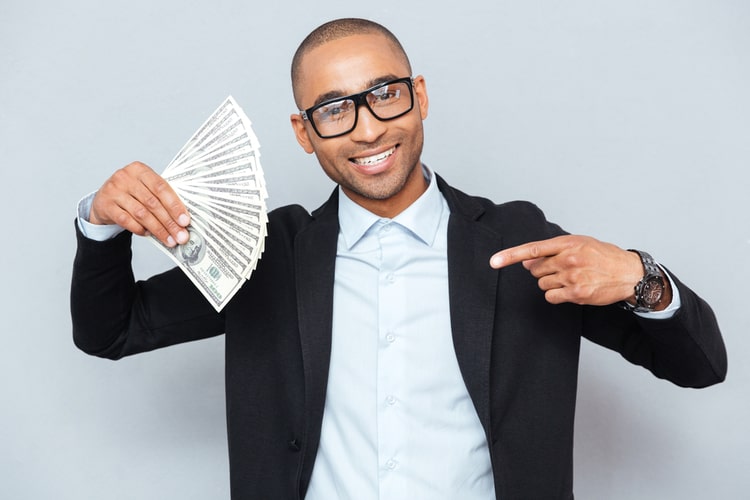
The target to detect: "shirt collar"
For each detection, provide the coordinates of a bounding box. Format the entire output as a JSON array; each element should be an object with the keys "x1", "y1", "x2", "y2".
[{"x1": 338, "y1": 165, "x2": 445, "y2": 250}]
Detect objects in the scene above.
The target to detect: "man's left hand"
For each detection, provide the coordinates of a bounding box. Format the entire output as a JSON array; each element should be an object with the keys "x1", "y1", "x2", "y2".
[{"x1": 489, "y1": 235, "x2": 647, "y2": 306}]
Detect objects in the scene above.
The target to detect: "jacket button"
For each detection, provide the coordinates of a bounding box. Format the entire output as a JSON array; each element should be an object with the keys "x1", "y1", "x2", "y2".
[{"x1": 288, "y1": 438, "x2": 301, "y2": 452}]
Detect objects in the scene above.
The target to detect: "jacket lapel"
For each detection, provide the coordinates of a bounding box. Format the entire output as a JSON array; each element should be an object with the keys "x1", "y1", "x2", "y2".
[
  {"x1": 294, "y1": 189, "x2": 340, "y2": 485},
  {"x1": 438, "y1": 176, "x2": 500, "y2": 431}
]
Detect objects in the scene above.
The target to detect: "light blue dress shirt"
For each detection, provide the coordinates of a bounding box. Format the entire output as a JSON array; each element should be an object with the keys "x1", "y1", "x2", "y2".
[{"x1": 305, "y1": 169, "x2": 496, "y2": 500}]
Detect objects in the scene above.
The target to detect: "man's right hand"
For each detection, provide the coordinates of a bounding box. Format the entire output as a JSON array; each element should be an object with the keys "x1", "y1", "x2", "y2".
[{"x1": 90, "y1": 161, "x2": 190, "y2": 247}]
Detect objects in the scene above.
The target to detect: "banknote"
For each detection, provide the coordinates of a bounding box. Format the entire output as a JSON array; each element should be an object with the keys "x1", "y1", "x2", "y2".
[{"x1": 150, "y1": 96, "x2": 268, "y2": 311}]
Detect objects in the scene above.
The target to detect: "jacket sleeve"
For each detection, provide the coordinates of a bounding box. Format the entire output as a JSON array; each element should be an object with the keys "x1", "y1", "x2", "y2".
[
  {"x1": 582, "y1": 271, "x2": 727, "y2": 388},
  {"x1": 70, "y1": 220, "x2": 225, "y2": 360},
  {"x1": 490, "y1": 199, "x2": 727, "y2": 389}
]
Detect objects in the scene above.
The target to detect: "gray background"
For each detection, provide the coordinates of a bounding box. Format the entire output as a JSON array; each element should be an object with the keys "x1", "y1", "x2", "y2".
[{"x1": 1, "y1": 0, "x2": 748, "y2": 498}]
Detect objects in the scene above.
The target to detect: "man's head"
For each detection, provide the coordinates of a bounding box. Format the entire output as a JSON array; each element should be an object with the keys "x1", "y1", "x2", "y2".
[
  {"x1": 291, "y1": 18, "x2": 412, "y2": 108},
  {"x1": 289, "y1": 18, "x2": 429, "y2": 218}
]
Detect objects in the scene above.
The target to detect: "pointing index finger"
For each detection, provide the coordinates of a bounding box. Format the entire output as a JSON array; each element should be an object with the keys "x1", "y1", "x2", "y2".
[{"x1": 489, "y1": 237, "x2": 566, "y2": 269}]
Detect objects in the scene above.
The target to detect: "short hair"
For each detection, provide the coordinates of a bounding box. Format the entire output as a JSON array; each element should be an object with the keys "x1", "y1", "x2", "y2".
[{"x1": 291, "y1": 18, "x2": 412, "y2": 106}]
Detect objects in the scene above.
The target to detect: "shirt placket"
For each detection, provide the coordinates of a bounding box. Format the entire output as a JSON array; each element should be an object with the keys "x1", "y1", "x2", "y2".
[{"x1": 375, "y1": 219, "x2": 407, "y2": 496}]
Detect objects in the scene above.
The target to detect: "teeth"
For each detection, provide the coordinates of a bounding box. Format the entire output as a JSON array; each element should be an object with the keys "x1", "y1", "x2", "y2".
[{"x1": 353, "y1": 147, "x2": 395, "y2": 166}]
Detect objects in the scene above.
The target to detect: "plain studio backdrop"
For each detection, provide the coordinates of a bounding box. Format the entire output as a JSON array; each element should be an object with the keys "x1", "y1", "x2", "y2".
[{"x1": 1, "y1": 1, "x2": 747, "y2": 498}]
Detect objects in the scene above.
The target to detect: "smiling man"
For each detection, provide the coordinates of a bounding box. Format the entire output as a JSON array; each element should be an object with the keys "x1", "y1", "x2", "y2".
[{"x1": 71, "y1": 18, "x2": 726, "y2": 500}]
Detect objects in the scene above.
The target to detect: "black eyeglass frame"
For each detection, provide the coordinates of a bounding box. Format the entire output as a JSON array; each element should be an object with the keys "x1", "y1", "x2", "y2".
[{"x1": 299, "y1": 77, "x2": 415, "y2": 139}]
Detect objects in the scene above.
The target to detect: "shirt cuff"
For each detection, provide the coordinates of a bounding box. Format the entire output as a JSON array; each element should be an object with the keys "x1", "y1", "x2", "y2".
[
  {"x1": 633, "y1": 266, "x2": 681, "y2": 320},
  {"x1": 76, "y1": 191, "x2": 126, "y2": 241}
]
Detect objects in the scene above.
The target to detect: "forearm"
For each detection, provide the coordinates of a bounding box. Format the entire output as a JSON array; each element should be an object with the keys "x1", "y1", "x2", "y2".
[
  {"x1": 584, "y1": 274, "x2": 726, "y2": 388},
  {"x1": 70, "y1": 221, "x2": 224, "y2": 359},
  {"x1": 638, "y1": 274, "x2": 727, "y2": 388}
]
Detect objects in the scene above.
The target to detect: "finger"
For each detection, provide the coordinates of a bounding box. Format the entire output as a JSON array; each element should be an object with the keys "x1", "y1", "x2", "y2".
[
  {"x1": 523, "y1": 256, "x2": 561, "y2": 277},
  {"x1": 114, "y1": 191, "x2": 185, "y2": 247},
  {"x1": 93, "y1": 162, "x2": 190, "y2": 247},
  {"x1": 489, "y1": 236, "x2": 568, "y2": 269},
  {"x1": 544, "y1": 284, "x2": 596, "y2": 306},
  {"x1": 135, "y1": 166, "x2": 190, "y2": 228},
  {"x1": 127, "y1": 175, "x2": 189, "y2": 246},
  {"x1": 544, "y1": 288, "x2": 569, "y2": 305},
  {"x1": 537, "y1": 273, "x2": 564, "y2": 292},
  {"x1": 97, "y1": 202, "x2": 149, "y2": 237}
]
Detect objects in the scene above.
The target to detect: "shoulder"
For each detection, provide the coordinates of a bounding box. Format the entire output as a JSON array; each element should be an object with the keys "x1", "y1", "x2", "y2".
[
  {"x1": 268, "y1": 203, "x2": 314, "y2": 229},
  {"x1": 436, "y1": 175, "x2": 565, "y2": 243},
  {"x1": 263, "y1": 188, "x2": 339, "y2": 250}
]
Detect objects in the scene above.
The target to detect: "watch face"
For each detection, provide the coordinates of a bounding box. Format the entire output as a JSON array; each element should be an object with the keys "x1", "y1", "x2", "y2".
[{"x1": 641, "y1": 276, "x2": 664, "y2": 307}]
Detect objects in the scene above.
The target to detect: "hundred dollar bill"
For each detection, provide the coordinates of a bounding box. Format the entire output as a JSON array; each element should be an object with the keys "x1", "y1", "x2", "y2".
[{"x1": 150, "y1": 96, "x2": 268, "y2": 311}]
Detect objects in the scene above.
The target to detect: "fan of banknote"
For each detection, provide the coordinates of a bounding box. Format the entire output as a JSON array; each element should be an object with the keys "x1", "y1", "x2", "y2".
[{"x1": 151, "y1": 96, "x2": 268, "y2": 312}]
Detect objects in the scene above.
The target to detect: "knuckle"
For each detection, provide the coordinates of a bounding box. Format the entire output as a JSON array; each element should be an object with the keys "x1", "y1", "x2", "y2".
[
  {"x1": 143, "y1": 194, "x2": 161, "y2": 210},
  {"x1": 570, "y1": 284, "x2": 593, "y2": 304},
  {"x1": 132, "y1": 204, "x2": 149, "y2": 221},
  {"x1": 113, "y1": 211, "x2": 132, "y2": 229},
  {"x1": 567, "y1": 268, "x2": 582, "y2": 283},
  {"x1": 163, "y1": 219, "x2": 181, "y2": 233},
  {"x1": 127, "y1": 160, "x2": 147, "y2": 171},
  {"x1": 564, "y1": 253, "x2": 581, "y2": 268},
  {"x1": 151, "y1": 178, "x2": 172, "y2": 196},
  {"x1": 109, "y1": 169, "x2": 128, "y2": 186}
]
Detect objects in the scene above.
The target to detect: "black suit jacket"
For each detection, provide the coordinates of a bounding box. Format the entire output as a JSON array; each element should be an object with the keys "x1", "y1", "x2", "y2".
[{"x1": 71, "y1": 175, "x2": 726, "y2": 499}]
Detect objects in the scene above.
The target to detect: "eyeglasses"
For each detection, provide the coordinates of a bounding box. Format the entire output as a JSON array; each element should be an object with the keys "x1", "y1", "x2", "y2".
[{"x1": 300, "y1": 77, "x2": 415, "y2": 139}]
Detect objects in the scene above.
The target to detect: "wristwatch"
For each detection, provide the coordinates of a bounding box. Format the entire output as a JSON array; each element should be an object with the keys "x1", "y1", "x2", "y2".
[{"x1": 620, "y1": 249, "x2": 666, "y2": 313}]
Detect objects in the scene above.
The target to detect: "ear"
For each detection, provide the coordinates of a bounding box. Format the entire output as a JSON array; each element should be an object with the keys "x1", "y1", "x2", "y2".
[
  {"x1": 290, "y1": 113, "x2": 315, "y2": 154},
  {"x1": 413, "y1": 75, "x2": 429, "y2": 120}
]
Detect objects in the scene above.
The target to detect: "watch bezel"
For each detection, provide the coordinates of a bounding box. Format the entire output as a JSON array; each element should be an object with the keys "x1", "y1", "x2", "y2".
[
  {"x1": 636, "y1": 273, "x2": 665, "y2": 309},
  {"x1": 619, "y1": 249, "x2": 666, "y2": 312}
]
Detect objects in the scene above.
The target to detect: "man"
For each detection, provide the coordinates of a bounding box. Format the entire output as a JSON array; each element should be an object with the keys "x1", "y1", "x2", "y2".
[{"x1": 71, "y1": 18, "x2": 726, "y2": 499}]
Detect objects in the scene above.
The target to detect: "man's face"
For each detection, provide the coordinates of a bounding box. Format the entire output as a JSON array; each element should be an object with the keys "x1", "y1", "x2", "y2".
[{"x1": 291, "y1": 33, "x2": 429, "y2": 217}]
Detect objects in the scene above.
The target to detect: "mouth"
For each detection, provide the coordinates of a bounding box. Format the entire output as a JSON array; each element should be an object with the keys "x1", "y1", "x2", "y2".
[{"x1": 350, "y1": 146, "x2": 397, "y2": 167}]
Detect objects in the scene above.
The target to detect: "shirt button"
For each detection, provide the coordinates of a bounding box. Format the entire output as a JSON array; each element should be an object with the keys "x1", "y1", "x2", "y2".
[
  {"x1": 385, "y1": 459, "x2": 398, "y2": 470},
  {"x1": 386, "y1": 273, "x2": 395, "y2": 283},
  {"x1": 386, "y1": 395, "x2": 397, "y2": 405},
  {"x1": 386, "y1": 333, "x2": 396, "y2": 343},
  {"x1": 382, "y1": 223, "x2": 391, "y2": 232}
]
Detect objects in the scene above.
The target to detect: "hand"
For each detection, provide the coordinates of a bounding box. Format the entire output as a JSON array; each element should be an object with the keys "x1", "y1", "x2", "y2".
[
  {"x1": 489, "y1": 235, "x2": 645, "y2": 306},
  {"x1": 90, "y1": 161, "x2": 190, "y2": 247}
]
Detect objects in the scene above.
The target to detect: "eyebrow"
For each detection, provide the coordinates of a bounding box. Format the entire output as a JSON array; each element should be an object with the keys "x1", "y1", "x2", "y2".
[{"x1": 310, "y1": 74, "x2": 402, "y2": 108}]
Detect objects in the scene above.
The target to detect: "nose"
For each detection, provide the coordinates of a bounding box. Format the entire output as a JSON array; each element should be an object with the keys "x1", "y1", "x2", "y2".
[{"x1": 348, "y1": 104, "x2": 387, "y2": 143}]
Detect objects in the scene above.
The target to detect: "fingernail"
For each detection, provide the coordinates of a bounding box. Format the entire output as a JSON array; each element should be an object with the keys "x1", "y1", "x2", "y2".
[
  {"x1": 178, "y1": 214, "x2": 190, "y2": 226},
  {"x1": 167, "y1": 235, "x2": 176, "y2": 247},
  {"x1": 176, "y1": 230, "x2": 189, "y2": 245},
  {"x1": 490, "y1": 256, "x2": 502, "y2": 268}
]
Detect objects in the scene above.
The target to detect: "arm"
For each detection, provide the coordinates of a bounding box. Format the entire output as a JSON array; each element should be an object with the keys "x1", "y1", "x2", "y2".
[
  {"x1": 71, "y1": 162, "x2": 224, "y2": 359},
  {"x1": 489, "y1": 235, "x2": 726, "y2": 387}
]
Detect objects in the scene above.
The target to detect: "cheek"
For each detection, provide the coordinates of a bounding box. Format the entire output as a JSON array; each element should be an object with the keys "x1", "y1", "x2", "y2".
[{"x1": 313, "y1": 140, "x2": 348, "y2": 165}]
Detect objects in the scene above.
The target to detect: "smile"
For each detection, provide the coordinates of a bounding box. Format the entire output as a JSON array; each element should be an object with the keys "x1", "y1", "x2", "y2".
[{"x1": 351, "y1": 147, "x2": 396, "y2": 166}]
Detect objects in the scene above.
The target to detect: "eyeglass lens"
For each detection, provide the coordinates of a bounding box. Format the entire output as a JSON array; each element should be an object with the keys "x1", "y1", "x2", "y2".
[{"x1": 311, "y1": 80, "x2": 413, "y2": 138}]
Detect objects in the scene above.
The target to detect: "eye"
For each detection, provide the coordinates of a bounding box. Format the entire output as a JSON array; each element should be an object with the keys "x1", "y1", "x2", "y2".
[
  {"x1": 316, "y1": 99, "x2": 354, "y2": 122},
  {"x1": 371, "y1": 86, "x2": 401, "y2": 104}
]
